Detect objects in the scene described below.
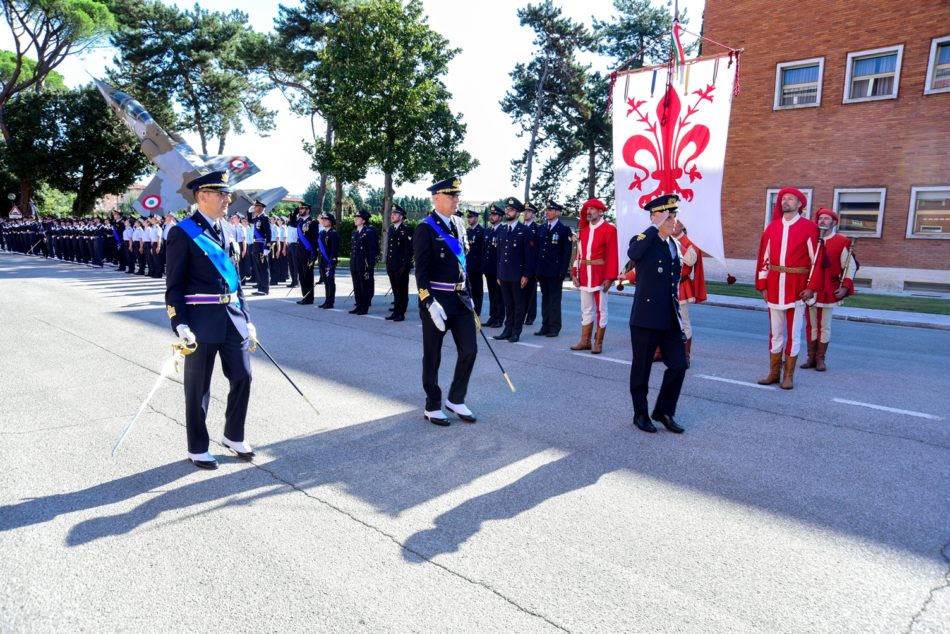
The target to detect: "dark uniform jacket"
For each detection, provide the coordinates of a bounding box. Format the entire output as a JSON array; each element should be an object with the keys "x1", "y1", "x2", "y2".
[
  {"x1": 496, "y1": 221, "x2": 536, "y2": 283},
  {"x1": 386, "y1": 222, "x2": 414, "y2": 273},
  {"x1": 319, "y1": 228, "x2": 341, "y2": 270},
  {"x1": 289, "y1": 212, "x2": 320, "y2": 260},
  {"x1": 414, "y1": 211, "x2": 470, "y2": 317},
  {"x1": 535, "y1": 220, "x2": 573, "y2": 278},
  {"x1": 627, "y1": 225, "x2": 682, "y2": 331},
  {"x1": 165, "y1": 211, "x2": 250, "y2": 343},
  {"x1": 350, "y1": 226, "x2": 379, "y2": 272},
  {"x1": 251, "y1": 214, "x2": 271, "y2": 244},
  {"x1": 482, "y1": 224, "x2": 500, "y2": 275},
  {"x1": 466, "y1": 223, "x2": 485, "y2": 276}
]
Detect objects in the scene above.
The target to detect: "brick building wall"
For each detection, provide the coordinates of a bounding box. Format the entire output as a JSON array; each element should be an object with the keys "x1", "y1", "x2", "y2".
[{"x1": 703, "y1": 0, "x2": 950, "y2": 290}]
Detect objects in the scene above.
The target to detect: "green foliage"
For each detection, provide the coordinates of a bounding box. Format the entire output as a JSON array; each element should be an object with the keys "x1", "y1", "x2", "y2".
[
  {"x1": 35, "y1": 182, "x2": 77, "y2": 216},
  {"x1": 593, "y1": 0, "x2": 686, "y2": 68},
  {"x1": 1, "y1": 84, "x2": 151, "y2": 214},
  {"x1": 0, "y1": 51, "x2": 67, "y2": 92},
  {"x1": 108, "y1": 0, "x2": 275, "y2": 154},
  {"x1": 336, "y1": 215, "x2": 419, "y2": 258}
]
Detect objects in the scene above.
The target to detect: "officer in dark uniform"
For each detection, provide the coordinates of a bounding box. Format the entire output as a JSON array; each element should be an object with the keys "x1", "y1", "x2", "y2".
[
  {"x1": 493, "y1": 197, "x2": 535, "y2": 343},
  {"x1": 249, "y1": 200, "x2": 271, "y2": 295},
  {"x1": 350, "y1": 208, "x2": 378, "y2": 315},
  {"x1": 385, "y1": 203, "x2": 413, "y2": 321},
  {"x1": 289, "y1": 203, "x2": 320, "y2": 305},
  {"x1": 627, "y1": 194, "x2": 688, "y2": 435},
  {"x1": 522, "y1": 201, "x2": 541, "y2": 325},
  {"x1": 414, "y1": 176, "x2": 478, "y2": 425},
  {"x1": 318, "y1": 212, "x2": 340, "y2": 308},
  {"x1": 164, "y1": 170, "x2": 256, "y2": 469},
  {"x1": 482, "y1": 204, "x2": 504, "y2": 327},
  {"x1": 534, "y1": 200, "x2": 573, "y2": 337},
  {"x1": 465, "y1": 209, "x2": 485, "y2": 316}
]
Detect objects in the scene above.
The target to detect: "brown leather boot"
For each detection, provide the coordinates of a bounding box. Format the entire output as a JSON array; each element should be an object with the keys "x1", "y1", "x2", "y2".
[
  {"x1": 758, "y1": 353, "x2": 782, "y2": 385},
  {"x1": 685, "y1": 338, "x2": 692, "y2": 368},
  {"x1": 780, "y1": 355, "x2": 798, "y2": 389},
  {"x1": 570, "y1": 324, "x2": 593, "y2": 351},
  {"x1": 815, "y1": 342, "x2": 828, "y2": 372},
  {"x1": 592, "y1": 327, "x2": 606, "y2": 354},
  {"x1": 800, "y1": 340, "x2": 817, "y2": 369}
]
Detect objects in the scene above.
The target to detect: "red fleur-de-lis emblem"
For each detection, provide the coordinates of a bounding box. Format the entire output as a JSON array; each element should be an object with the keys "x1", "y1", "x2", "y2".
[{"x1": 621, "y1": 83, "x2": 714, "y2": 207}]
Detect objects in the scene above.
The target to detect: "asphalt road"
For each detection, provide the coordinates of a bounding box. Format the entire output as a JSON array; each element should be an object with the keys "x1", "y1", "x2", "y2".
[{"x1": 1, "y1": 253, "x2": 948, "y2": 633}]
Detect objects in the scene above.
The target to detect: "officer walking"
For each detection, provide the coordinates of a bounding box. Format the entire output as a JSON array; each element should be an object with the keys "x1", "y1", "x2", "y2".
[
  {"x1": 385, "y1": 203, "x2": 413, "y2": 321},
  {"x1": 317, "y1": 212, "x2": 340, "y2": 309},
  {"x1": 627, "y1": 194, "x2": 688, "y2": 435},
  {"x1": 414, "y1": 176, "x2": 477, "y2": 426},
  {"x1": 164, "y1": 170, "x2": 257, "y2": 469},
  {"x1": 465, "y1": 209, "x2": 485, "y2": 317},
  {"x1": 249, "y1": 200, "x2": 271, "y2": 296},
  {"x1": 482, "y1": 204, "x2": 504, "y2": 327},
  {"x1": 350, "y1": 209, "x2": 378, "y2": 315},
  {"x1": 493, "y1": 197, "x2": 535, "y2": 343},
  {"x1": 533, "y1": 200, "x2": 573, "y2": 337}
]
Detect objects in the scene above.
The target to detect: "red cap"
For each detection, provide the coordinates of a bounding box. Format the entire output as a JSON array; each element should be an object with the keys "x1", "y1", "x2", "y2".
[
  {"x1": 815, "y1": 207, "x2": 838, "y2": 222},
  {"x1": 772, "y1": 188, "x2": 807, "y2": 221}
]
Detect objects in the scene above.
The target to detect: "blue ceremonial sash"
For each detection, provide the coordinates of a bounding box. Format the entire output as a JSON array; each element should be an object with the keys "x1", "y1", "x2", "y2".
[
  {"x1": 297, "y1": 223, "x2": 314, "y2": 255},
  {"x1": 178, "y1": 218, "x2": 241, "y2": 307},
  {"x1": 112, "y1": 227, "x2": 121, "y2": 244},
  {"x1": 424, "y1": 215, "x2": 466, "y2": 279},
  {"x1": 316, "y1": 234, "x2": 333, "y2": 277},
  {"x1": 254, "y1": 227, "x2": 266, "y2": 243}
]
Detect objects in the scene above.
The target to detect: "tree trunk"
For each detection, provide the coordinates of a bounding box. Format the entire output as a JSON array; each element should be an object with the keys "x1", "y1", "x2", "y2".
[
  {"x1": 587, "y1": 144, "x2": 597, "y2": 198},
  {"x1": 19, "y1": 179, "x2": 33, "y2": 216},
  {"x1": 524, "y1": 56, "x2": 550, "y2": 202},
  {"x1": 316, "y1": 125, "x2": 332, "y2": 213},
  {"x1": 334, "y1": 178, "x2": 343, "y2": 217},
  {"x1": 0, "y1": 106, "x2": 12, "y2": 143},
  {"x1": 217, "y1": 134, "x2": 226, "y2": 155},
  {"x1": 381, "y1": 171, "x2": 393, "y2": 258}
]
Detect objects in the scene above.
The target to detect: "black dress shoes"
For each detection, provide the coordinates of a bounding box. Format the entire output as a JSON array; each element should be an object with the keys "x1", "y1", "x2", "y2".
[
  {"x1": 524, "y1": 319, "x2": 534, "y2": 326},
  {"x1": 385, "y1": 314, "x2": 396, "y2": 320},
  {"x1": 252, "y1": 291, "x2": 268, "y2": 296},
  {"x1": 493, "y1": 331, "x2": 512, "y2": 340},
  {"x1": 355, "y1": 309, "x2": 368, "y2": 315},
  {"x1": 348, "y1": 308, "x2": 360, "y2": 314},
  {"x1": 508, "y1": 334, "x2": 520, "y2": 343},
  {"x1": 545, "y1": 332, "x2": 559, "y2": 337},
  {"x1": 190, "y1": 457, "x2": 219, "y2": 470},
  {"x1": 391, "y1": 314, "x2": 405, "y2": 322},
  {"x1": 297, "y1": 299, "x2": 313, "y2": 305},
  {"x1": 533, "y1": 329, "x2": 548, "y2": 336},
  {"x1": 652, "y1": 413, "x2": 685, "y2": 433},
  {"x1": 633, "y1": 414, "x2": 657, "y2": 433}
]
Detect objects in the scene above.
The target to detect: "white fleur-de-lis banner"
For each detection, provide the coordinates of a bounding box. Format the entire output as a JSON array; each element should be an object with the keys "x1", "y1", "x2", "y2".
[{"x1": 613, "y1": 55, "x2": 737, "y2": 264}]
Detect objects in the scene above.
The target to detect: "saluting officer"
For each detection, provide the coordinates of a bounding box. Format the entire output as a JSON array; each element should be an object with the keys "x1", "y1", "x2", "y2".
[
  {"x1": 350, "y1": 209, "x2": 379, "y2": 315},
  {"x1": 414, "y1": 176, "x2": 477, "y2": 426},
  {"x1": 318, "y1": 212, "x2": 340, "y2": 309},
  {"x1": 627, "y1": 194, "x2": 688, "y2": 435},
  {"x1": 493, "y1": 197, "x2": 535, "y2": 343},
  {"x1": 290, "y1": 203, "x2": 320, "y2": 305},
  {"x1": 533, "y1": 200, "x2": 573, "y2": 337},
  {"x1": 465, "y1": 209, "x2": 485, "y2": 316},
  {"x1": 164, "y1": 171, "x2": 257, "y2": 469},
  {"x1": 482, "y1": 204, "x2": 505, "y2": 327},
  {"x1": 249, "y1": 200, "x2": 271, "y2": 295},
  {"x1": 385, "y1": 203, "x2": 413, "y2": 321}
]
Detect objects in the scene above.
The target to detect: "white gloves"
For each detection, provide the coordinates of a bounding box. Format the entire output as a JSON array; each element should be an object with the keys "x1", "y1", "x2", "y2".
[
  {"x1": 428, "y1": 301, "x2": 447, "y2": 332},
  {"x1": 175, "y1": 324, "x2": 196, "y2": 346},
  {"x1": 246, "y1": 322, "x2": 257, "y2": 341}
]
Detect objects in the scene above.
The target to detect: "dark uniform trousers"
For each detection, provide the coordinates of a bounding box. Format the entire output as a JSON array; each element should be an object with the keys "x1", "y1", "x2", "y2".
[
  {"x1": 499, "y1": 280, "x2": 526, "y2": 336},
  {"x1": 388, "y1": 267, "x2": 411, "y2": 316},
  {"x1": 251, "y1": 242, "x2": 269, "y2": 293},
  {"x1": 468, "y1": 269, "x2": 484, "y2": 316},
  {"x1": 537, "y1": 276, "x2": 564, "y2": 334},
  {"x1": 287, "y1": 242, "x2": 299, "y2": 286},
  {"x1": 485, "y1": 272, "x2": 502, "y2": 323},
  {"x1": 297, "y1": 246, "x2": 315, "y2": 302},
  {"x1": 183, "y1": 321, "x2": 252, "y2": 454},
  {"x1": 524, "y1": 276, "x2": 538, "y2": 323},
  {"x1": 628, "y1": 226, "x2": 688, "y2": 418},
  {"x1": 420, "y1": 302, "x2": 477, "y2": 411},
  {"x1": 136, "y1": 242, "x2": 148, "y2": 274},
  {"x1": 352, "y1": 268, "x2": 374, "y2": 310},
  {"x1": 321, "y1": 262, "x2": 336, "y2": 305}
]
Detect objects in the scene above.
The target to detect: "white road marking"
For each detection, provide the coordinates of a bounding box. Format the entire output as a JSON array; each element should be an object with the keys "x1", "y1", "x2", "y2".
[
  {"x1": 572, "y1": 352, "x2": 631, "y2": 365},
  {"x1": 329, "y1": 308, "x2": 343, "y2": 312},
  {"x1": 696, "y1": 374, "x2": 776, "y2": 390},
  {"x1": 514, "y1": 342, "x2": 543, "y2": 349},
  {"x1": 833, "y1": 398, "x2": 942, "y2": 420},
  {"x1": 364, "y1": 315, "x2": 385, "y2": 320}
]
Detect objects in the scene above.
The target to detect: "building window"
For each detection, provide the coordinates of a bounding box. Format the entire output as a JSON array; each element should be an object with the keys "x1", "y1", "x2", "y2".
[
  {"x1": 843, "y1": 46, "x2": 903, "y2": 103},
  {"x1": 764, "y1": 188, "x2": 813, "y2": 228},
  {"x1": 906, "y1": 186, "x2": 950, "y2": 239},
  {"x1": 833, "y1": 188, "x2": 886, "y2": 237},
  {"x1": 774, "y1": 58, "x2": 824, "y2": 109},
  {"x1": 925, "y1": 36, "x2": 950, "y2": 95}
]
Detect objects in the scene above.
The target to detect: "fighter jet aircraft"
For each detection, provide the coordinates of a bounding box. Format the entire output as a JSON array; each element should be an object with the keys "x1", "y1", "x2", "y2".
[{"x1": 93, "y1": 78, "x2": 287, "y2": 216}]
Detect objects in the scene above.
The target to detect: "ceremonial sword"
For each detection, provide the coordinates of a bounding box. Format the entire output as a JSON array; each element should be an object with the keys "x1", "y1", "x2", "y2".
[
  {"x1": 474, "y1": 314, "x2": 516, "y2": 393},
  {"x1": 111, "y1": 341, "x2": 197, "y2": 456},
  {"x1": 250, "y1": 337, "x2": 321, "y2": 416}
]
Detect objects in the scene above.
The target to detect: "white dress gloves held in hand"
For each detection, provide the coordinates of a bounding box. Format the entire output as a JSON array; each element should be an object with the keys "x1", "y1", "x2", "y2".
[
  {"x1": 175, "y1": 324, "x2": 196, "y2": 345},
  {"x1": 428, "y1": 301, "x2": 447, "y2": 332},
  {"x1": 246, "y1": 322, "x2": 257, "y2": 341}
]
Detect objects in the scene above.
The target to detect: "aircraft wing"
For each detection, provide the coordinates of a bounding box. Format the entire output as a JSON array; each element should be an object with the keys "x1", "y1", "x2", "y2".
[
  {"x1": 133, "y1": 173, "x2": 198, "y2": 217},
  {"x1": 229, "y1": 187, "x2": 290, "y2": 217},
  {"x1": 200, "y1": 155, "x2": 261, "y2": 185}
]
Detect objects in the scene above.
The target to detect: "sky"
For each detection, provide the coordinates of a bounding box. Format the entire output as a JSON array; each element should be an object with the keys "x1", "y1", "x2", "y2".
[{"x1": 4, "y1": 0, "x2": 706, "y2": 200}]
